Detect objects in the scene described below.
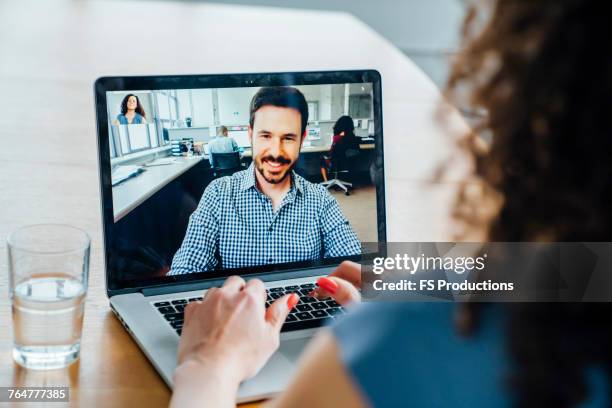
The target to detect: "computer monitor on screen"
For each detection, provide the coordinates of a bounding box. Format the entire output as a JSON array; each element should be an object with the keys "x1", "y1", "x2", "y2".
[{"x1": 228, "y1": 129, "x2": 250, "y2": 148}]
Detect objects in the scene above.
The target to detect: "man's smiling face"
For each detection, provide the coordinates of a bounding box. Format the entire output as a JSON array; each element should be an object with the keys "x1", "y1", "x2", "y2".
[{"x1": 249, "y1": 105, "x2": 305, "y2": 185}]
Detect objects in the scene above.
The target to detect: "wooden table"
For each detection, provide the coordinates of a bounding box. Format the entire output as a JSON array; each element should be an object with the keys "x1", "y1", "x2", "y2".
[{"x1": 0, "y1": 0, "x2": 468, "y2": 406}]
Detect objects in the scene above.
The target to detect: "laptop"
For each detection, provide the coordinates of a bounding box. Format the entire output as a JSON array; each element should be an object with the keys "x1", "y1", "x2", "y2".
[{"x1": 94, "y1": 70, "x2": 386, "y2": 403}]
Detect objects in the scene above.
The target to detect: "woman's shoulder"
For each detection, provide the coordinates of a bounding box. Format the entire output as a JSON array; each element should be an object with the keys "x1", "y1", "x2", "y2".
[
  {"x1": 333, "y1": 302, "x2": 468, "y2": 350},
  {"x1": 331, "y1": 303, "x2": 509, "y2": 407}
]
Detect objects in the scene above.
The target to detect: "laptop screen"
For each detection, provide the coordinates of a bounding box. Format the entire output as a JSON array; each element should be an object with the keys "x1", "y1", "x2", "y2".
[{"x1": 96, "y1": 71, "x2": 385, "y2": 291}]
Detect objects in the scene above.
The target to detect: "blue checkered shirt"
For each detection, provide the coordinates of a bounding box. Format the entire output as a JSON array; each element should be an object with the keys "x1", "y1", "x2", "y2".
[{"x1": 168, "y1": 164, "x2": 361, "y2": 275}]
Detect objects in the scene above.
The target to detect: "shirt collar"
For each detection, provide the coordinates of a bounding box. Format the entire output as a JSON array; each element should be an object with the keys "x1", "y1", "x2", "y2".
[
  {"x1": 240, "y1": 163, "x2": 304, "y2": 196},
  {"x1": 240, "y1": 163, "x2": 258, "y2": 191}
]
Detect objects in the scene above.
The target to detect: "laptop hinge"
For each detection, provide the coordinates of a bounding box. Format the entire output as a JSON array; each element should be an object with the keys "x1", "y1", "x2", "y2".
[
  {"x1": 141, "y1": 278, "x2": 226, "y2": 297},
  {"x1": 140, "y1": 267, "x2": 333, "y2": 297}
]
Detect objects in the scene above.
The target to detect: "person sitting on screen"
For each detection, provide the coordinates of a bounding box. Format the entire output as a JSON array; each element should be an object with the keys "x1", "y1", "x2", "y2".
[
  {"x1": 112, "y1": 94, "x2": 147, "y2": 125},
  {"x1": 207, "y1": 125, "x2": 240, "y2": 168},
  {"x1": 321, "y1": 115, "x2": 361, "y2": 182},
  {"x1": 168, "y1": 86, "x2": 361, "y2": 275}
]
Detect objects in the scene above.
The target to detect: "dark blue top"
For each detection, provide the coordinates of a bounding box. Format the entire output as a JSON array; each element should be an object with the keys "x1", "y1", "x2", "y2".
[
  {"x1": 332, "y1": 302, "x2": 608, "y2": 407},
  {"x1": 116, "y1": 113, "x2": 144, "y2": 124}
]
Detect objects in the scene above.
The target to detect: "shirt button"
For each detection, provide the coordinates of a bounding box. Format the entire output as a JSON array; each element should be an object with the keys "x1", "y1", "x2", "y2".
[
  {"x1": 268, "y1": 226, "x2": 273, "y2": 232},
  {"x1": 268, "y1": 258, "x2": 273, "y2": 263}
]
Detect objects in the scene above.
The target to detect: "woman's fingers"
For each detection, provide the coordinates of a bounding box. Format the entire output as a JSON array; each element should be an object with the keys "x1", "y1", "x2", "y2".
[
  {"x1": 310, "y1": 261, "x2": 362, "y2": 304},
  {"x1": 221, "y1": 275, "x2": 246, "y2": 293},
  {"x1": 244, "y1": 278, "x2": 267, "y2": 305},
  {"x1": 313, "y1": 276, "x2": 360, "y2": 306},
  {"x1": 266, "y1": 293, "x2": 299, "y2": 332},
  {"x1": 329, "y1": 261, "x2": 362, "y2": 286},
  {"x1": 313, "y1": 276, "x2": 338, "y2": 299},
  {"x1": 202, "y1": 286, "x2": 219, "y2": 303}
]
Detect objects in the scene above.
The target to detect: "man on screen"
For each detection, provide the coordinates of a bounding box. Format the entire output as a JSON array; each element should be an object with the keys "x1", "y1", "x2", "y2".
[{"x1": 168, "y1": 86, "x2": 361, "y2": 275}]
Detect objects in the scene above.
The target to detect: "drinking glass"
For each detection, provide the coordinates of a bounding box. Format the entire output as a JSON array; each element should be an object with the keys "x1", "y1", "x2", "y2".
[{"x1": 7, "y1": 224, "x2": 90, "y2": 370}]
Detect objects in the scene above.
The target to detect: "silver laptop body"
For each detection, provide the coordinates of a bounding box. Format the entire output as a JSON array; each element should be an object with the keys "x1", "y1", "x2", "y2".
[{"x1": 94, "y1": 70, "x2": 385, "y2": 403}]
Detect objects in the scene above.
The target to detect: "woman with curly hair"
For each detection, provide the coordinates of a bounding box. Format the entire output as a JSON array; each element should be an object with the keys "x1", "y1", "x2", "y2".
[
  {"x1": 170, "y1": 1, "x2": 612, "y2": 407},
  {"x1": 113, "y1": 93, "x2": 147, "y2": 125}
]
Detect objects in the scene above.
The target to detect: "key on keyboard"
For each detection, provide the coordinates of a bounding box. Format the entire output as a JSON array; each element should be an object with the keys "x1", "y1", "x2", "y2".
[
  {"x1": 296, "y1": 304, "x2": 313, "y2": 312},
  {"x1": 311, "y1": 310, "x2": 328, "y2": 319},
  {"x1": 157, "y1": 306, "x2": 175, "y2": 314},
  {"x1": 295, "y1": 312, "x2": 313, "y2": 320},
  {"x1": 164, "y1": 313, "x2": 183, "y2": 322}
]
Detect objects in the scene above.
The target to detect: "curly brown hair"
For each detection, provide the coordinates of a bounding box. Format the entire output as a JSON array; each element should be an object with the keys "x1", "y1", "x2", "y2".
[
  {"x1": 120, "y1": 94, "x2": 147, "y2": 119},
  {"x1": 446, "y1": 1, "x2": 612, "y2": 406},
  {"x1": 448, "y1": 0, "x2": 612, "y2": 242}
]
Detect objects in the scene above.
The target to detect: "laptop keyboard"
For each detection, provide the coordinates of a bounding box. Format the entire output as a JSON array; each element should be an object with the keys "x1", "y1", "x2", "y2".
[{"x1": 152, "y1": 283, "x2": 345, "y2": 336}]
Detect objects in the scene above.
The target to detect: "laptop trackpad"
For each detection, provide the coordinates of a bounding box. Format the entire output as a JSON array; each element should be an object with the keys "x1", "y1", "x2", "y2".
[
  {"x1": 279, "y1": 337, "x2": 310, "y2": 363},
  {"x1": 237, "y1": 338, "x2": 310, "y2": 401}
]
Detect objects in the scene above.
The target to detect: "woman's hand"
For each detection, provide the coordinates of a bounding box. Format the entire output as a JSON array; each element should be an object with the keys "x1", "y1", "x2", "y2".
[
  {"x1": 311, "y1": 261, "x2": 361, "y2": 306},
  {"x1": 178, "y1": 275, "x2": 298, "y2": 379},
  {"x1": 171, "y1": 276, "x2": 298, "y2": 408}
]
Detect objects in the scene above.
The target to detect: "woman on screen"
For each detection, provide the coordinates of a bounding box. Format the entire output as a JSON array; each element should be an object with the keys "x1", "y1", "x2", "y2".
[{"x1": 113, "y1": 94, "x2": 147, "y2": 125}]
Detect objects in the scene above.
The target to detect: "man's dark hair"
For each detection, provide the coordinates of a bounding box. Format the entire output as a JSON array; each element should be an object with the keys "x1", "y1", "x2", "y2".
[{"x1": 249, "y1": 86, "x2": 309, "y2": 136}]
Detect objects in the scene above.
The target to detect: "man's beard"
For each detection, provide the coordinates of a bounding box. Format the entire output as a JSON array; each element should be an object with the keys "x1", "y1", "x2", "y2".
[{"x1": 254, "y1": 154, "x2": 296, "y2": 185}]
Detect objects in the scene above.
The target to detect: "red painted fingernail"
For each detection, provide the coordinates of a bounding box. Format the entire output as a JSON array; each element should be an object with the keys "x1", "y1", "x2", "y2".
[
  {"x1": 317, "y1": 277, "x2": 338, "y2": 295},
  {"x1": 287, "y1": 293, "x2": 299, "y2": 309}
]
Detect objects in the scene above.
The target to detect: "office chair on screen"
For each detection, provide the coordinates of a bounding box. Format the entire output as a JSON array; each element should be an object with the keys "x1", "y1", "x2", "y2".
[
  {"x1": 321, "y1": 148, "x2": 360, "y2": 196},
  {"x1": 210, "y1": 152, "x2": 244, "y2": 178}
]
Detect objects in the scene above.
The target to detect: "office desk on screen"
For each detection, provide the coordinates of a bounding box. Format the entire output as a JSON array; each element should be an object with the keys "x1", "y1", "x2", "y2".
[{"x1": 112, "y1": 156, "x2": 206, "y2": 222}]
